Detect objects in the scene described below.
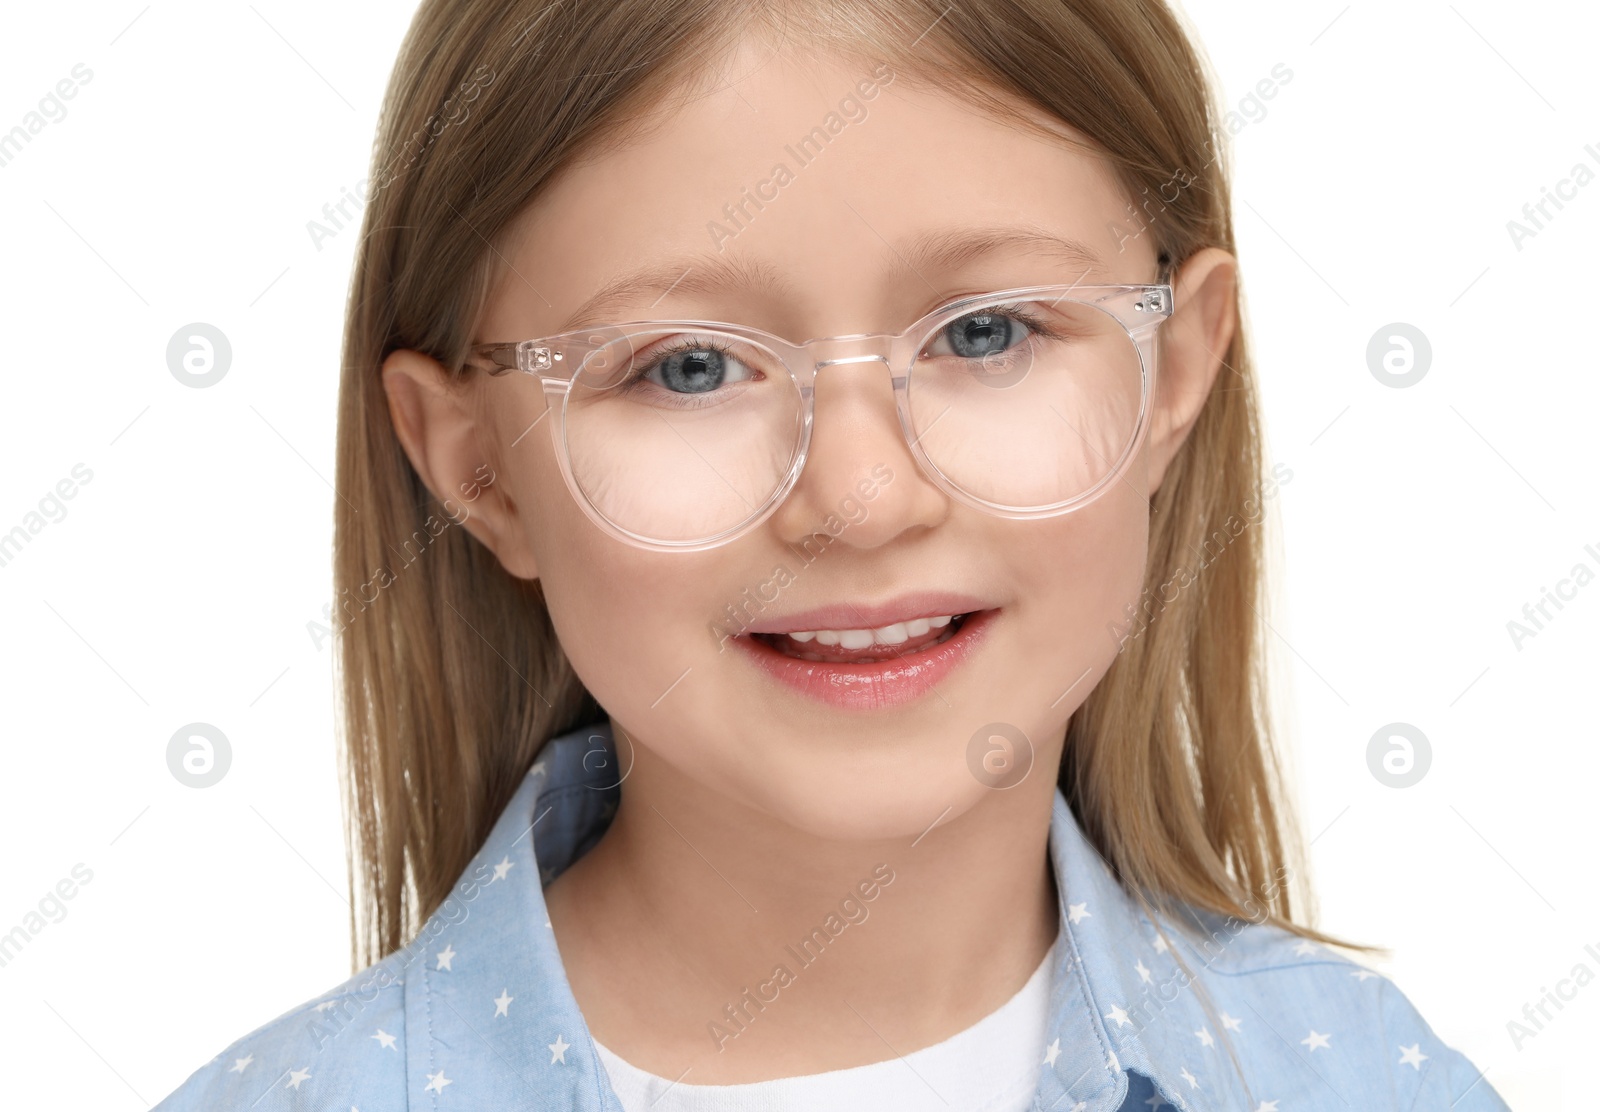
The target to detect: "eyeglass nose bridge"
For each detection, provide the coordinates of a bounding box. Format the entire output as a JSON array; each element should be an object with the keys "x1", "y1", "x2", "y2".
[
  {"x1": 794, "y1": 333, "x2": 904, "y2": 391},
  {"x1": 814, "y1": 352, "x2": 891, "y2": 369},
  {"x1": 787, "y1": 334, "x2": 923, "y2": 493}
]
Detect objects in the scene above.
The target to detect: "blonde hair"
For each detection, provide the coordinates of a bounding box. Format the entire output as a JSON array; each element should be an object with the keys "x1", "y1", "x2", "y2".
[{"x1": 333, "y1": 0, "x2": 1364, "y2": 972}]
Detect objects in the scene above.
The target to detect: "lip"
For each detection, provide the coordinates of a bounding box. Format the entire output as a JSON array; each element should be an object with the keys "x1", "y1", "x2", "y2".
[
  {"x1": 732, "y1": 606, "x2": 999, "y2": 711},
  {"x1": 738, "y1": 592, "x2": 995, "y2": 636}
]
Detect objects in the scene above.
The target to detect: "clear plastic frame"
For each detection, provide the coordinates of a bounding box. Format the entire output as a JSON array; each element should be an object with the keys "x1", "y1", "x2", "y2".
[{"x1": 466, "y1": 283, "x2": 1174, "y2": 552}]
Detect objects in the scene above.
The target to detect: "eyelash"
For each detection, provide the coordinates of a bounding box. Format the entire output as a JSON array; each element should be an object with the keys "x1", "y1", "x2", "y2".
[
  {"x1": 612, "y1": 337, "x2": 764, "y2": 408},
  {"x1": 929, "y1": 302, "x2": 1067, "y2": 351},
  {"x1": 614, "y1": 301, "x2": 1068, "y2": 397}
]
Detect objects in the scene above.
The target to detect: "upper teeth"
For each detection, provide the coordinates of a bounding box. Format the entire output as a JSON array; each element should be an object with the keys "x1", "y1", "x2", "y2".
[{"x1": 787, "y1": 614, "x2": 954, "y2": 648}]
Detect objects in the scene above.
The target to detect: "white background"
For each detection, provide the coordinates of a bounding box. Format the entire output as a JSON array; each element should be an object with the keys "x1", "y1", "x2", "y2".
[{"x1": 0, "y1": 2, "x2": 1594, "y2": 1107}]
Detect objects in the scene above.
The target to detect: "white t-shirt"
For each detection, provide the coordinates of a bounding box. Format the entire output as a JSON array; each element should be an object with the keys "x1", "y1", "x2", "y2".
[{"x1": 594, "y1": 935, "x2": 1058, "y2": 1112}]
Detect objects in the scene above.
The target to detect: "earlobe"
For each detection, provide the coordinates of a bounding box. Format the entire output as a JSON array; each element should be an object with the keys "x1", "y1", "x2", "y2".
[
  {"x1": 1143, "y1": 247, "x2": 1239, "y2": 496},
  {"x1": 379, "y1": 349, "x2": 540, "y2": 580}
]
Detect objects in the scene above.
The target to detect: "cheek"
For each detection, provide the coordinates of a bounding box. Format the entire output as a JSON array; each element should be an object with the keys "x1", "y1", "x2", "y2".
[
  {"x1": 1009, "y1": 461, "x2": 1150, "y2": 671},
  {"x1": 517, "y1": 454, "x2": 732, "y2": 723},
  {"x1": 532, "y1": 518, "x2": 694, "y2": 707},
  {"x1": 492, "y1": 410, "x2": 654, "y2": 686}
]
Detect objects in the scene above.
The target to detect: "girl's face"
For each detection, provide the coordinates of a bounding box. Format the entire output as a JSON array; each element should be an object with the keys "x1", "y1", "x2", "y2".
[{"x1": 385, "y1": 38, "x2": 1234, "y2": 840}]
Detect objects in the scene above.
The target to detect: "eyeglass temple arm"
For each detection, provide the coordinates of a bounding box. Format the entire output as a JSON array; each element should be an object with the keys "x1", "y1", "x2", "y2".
[{"x1": 466, "y1": 342, "x2": 520, "y2": 376}]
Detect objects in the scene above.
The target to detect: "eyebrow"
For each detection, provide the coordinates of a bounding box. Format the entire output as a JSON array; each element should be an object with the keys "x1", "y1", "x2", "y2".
[
  {"x1": 891, "y1": 225, "x2": 1104, "y2": 284},
  {"x1": 557, "y1": 224, "x2": 1106, "y2": 332},
  {"x1": 561, "y1": 254, "x2": 792, "y2": 332}
]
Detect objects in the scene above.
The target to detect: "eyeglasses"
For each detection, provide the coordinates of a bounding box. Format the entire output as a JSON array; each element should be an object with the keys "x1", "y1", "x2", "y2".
[{"x1": 467, "y1": 282, "x2": 1172, "y2": 552}]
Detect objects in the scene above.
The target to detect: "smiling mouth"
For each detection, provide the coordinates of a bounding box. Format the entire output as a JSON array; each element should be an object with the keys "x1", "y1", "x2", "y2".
[{"x1": 750, "y1": 611, "x2": 978, "y2": 664}]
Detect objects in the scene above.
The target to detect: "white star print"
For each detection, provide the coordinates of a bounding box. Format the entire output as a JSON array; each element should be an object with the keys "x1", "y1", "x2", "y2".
[
  {"x1": 314, "y1": 1001, "x2": 336, "y2": 1012},
  {"x1": 1071, "y1": 1104, "x2": 1087, "y2": 1112},
  {"x1": 530, "y1": 759, "x2": 548, "y2": 779},
  {"x1": 241, "y1": 736, "x2": 1478, "y2": 1107}
]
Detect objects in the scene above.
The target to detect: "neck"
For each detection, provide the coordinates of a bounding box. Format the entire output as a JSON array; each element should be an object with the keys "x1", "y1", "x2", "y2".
[{"x1": 542, "y1": 717, "x2": 1063, "y2": 1085}]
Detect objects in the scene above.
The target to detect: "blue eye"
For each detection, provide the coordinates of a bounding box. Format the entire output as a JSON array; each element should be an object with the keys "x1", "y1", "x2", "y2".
[
  {"x1": 925, "y1": 306, "x2": 1056, "y2": 362},
  {"x1": 619, "y1": 337, "x2": 764, "y2": 401},
  {"x1": 652, "y1": 346, "x2": 732, "y2": 393},
  {"x1": 940, "y1": 311, "x2": 1026, "y2": 359}
]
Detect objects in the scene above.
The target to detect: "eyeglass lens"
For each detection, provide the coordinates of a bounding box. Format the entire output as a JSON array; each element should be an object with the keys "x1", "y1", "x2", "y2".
[{"x1": 557, "y1": 296, "x2": 1145, "y2": 545}]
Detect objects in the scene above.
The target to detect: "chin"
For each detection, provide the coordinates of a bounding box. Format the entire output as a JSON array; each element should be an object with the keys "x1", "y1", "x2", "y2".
[{"x1": 734, "y1": 745, "x2": 1000, "y2": 844}]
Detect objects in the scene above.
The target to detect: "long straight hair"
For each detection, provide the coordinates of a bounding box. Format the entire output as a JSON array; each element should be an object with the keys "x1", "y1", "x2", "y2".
[{"x1": 333, "y1": 0, "x2": 1360, "y2": 971}]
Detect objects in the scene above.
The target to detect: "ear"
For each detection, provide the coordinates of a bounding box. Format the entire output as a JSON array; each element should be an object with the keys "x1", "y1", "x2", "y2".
[
  {"x1": 1143, "y1": 246, "x2": 1238, "y2": 496},
  {"x1": 380, "y1": 349, "x2": 540, "y2": 579}
]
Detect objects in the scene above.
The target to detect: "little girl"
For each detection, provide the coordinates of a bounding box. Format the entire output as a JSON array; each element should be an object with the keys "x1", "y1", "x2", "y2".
[{"x1": 156, "y1": 0, "x2": 1509, "y2": 1108}]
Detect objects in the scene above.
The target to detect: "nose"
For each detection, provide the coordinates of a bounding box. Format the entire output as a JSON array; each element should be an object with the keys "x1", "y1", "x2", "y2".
[{"x1": 767, "y1": 352, "x2": 949, "y2": 550}]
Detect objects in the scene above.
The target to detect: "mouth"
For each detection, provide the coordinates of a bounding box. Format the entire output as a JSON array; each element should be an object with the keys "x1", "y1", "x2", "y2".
[
  {"x1": 730, "y1": 604, "x2": 1000, "y2": 711},
  {"x1": 750, "y1": 611, "x2": 974, "y2": 663}
]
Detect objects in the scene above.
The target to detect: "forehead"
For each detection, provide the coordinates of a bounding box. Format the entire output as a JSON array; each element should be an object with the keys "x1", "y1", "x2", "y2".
[{"x1": 489, "y1": 37, "x2": 1149, "y2": 339}]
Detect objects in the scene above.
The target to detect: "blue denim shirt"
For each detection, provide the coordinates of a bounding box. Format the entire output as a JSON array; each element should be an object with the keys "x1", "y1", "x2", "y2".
[{"x1": 153, "y1": 721, "x2": 1509, "y2": 1110}]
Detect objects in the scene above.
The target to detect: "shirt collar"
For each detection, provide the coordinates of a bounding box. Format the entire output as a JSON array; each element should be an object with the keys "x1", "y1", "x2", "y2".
[
  {"x1": 400, "y1": 721, "x2": 1208, "y2": 1110},
  {"x1": 1037, "y1": 791, "x2": 1214, "y2": 1110}
]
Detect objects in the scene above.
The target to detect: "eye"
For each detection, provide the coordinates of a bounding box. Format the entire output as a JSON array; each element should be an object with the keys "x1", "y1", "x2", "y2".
[
  {"x1": 636, "y1": 340, "x2": 760, "y2": 395},
  {"x1": 926, "y1": 309, "x2": 1035, "y2": 360}
]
